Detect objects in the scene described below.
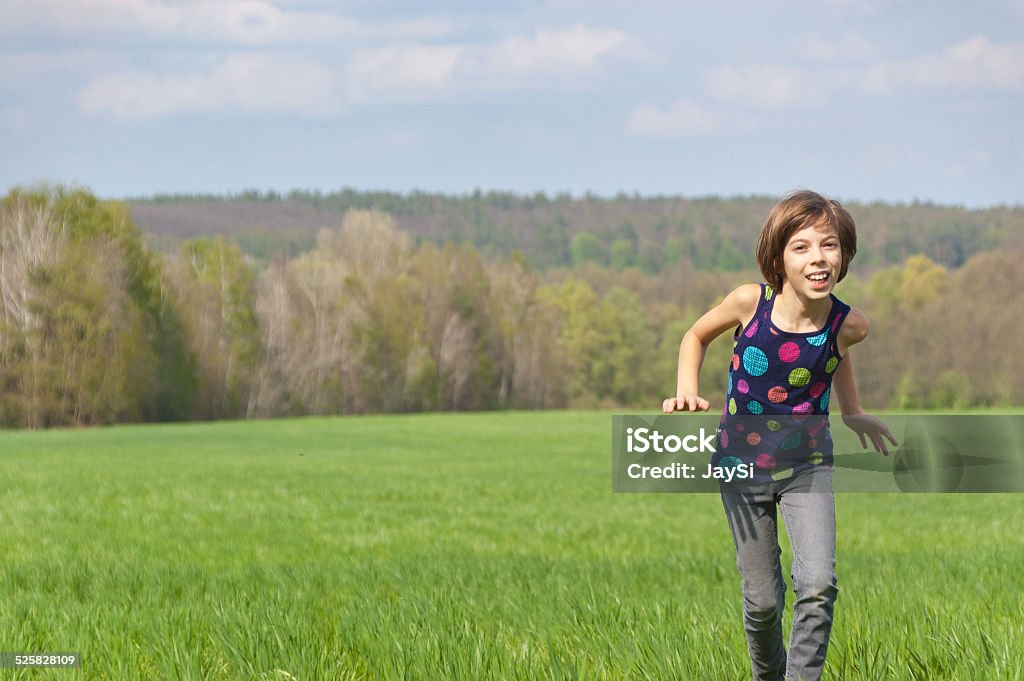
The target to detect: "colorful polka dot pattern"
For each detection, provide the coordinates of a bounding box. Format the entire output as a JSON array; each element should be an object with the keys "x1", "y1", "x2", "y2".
[
  {"x1": 742, "y1": 347, "x2": 769, "y2": 376},
  {"x1": 789, "y1": 368, "x2": 811, "y2": 387},
  {"x1": 807, "y1": 330, "x2": 828, "y2": 347},
  {"x1": 712, "y1": 282, "x2": 851, "y2": 484},
  {"x1": 779, "y1": 342, "x2": 800, "y2": 362},
  {"x1": 781, "y1": 432, "x2": 802, "y2": 450},
  {"x1": 771, "y1": 467, "x2": 794, "y2": 481}
]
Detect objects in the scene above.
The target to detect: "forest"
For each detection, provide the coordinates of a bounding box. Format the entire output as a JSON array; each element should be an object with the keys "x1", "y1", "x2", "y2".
[
  {"x1": 1, "y1": 185, "x2": 1022, "y2": 428},
  {"x1": 132, "y1": 188, "x2": 1024, "y2": 272}
]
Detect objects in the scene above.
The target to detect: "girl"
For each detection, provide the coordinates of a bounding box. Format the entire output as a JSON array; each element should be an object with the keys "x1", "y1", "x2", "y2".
[{"x1": 661, "y1": 190, "x2": 895, "y2": 681}]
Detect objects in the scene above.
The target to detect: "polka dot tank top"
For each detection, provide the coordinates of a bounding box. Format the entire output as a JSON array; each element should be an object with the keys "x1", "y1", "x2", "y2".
[{"x1": 713, "y1": 283, "x2": 850, "y2": 483}]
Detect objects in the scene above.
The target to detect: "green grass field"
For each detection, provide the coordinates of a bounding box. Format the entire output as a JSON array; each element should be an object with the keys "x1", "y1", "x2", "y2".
[{"x1": 0, "y1": 411, "x2": 1021, "y2": 680}]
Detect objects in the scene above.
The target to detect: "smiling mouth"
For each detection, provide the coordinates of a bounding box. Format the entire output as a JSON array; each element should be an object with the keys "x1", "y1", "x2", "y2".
[{"x1": 806, "y1": 272, "x2": 830, "y2": 283}]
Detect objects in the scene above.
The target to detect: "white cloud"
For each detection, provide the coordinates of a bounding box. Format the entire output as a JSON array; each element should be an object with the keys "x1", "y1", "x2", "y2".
[
  {"x1": 71, "y1": 21, "x2": 629, "y2": 118},
  {"x1": 706, "y1": 65, "x2": 827, "y2": 109},
  {"x1": 670, "y1": 37, "x2": 1024, "y2": 123},
  {"x1": 348, "y1": 24, "x2": 628, "y2": 102},
  {"x1": 0, "y1": 49, "x2": 121, "y2": 91},
  {"x1": 377, "y1": 17, "x2": 461, "y2": 43},
  {"x1": 78, "y1": 53, "x2": 341, "y2": 119},
  {"x1": 814, "y1": 0, "x2": 901, "y2": 14},
  {"x1": 0, "y1": 0, "x2": 357, "y2": 45},
  {"x1": 863, "y1": 37, "x2": 1024, "y2": 94},
  {"x1": 348, "y1": 45, "x2": 465, "y2": 102},
  {"x1": 625, "y1": 99, "x2": 721, "y2": 138},
  {"x1": 803, "y1": 33, "x2": 876, "y2": 61},
  {"x1": 458, "y1": 25, "x2": 627, "y2": 82}
]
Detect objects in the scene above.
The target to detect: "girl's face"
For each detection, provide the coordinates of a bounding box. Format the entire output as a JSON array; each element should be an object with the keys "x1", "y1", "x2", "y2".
[{"x1": 781, "y1": 222, "x2": 842, "y2": 298}]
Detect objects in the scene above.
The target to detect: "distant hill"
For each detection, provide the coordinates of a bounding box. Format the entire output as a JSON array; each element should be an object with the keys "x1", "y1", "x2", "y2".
[{"x1": 128, "y1": 189, "x2": 1024, "y2": 271}]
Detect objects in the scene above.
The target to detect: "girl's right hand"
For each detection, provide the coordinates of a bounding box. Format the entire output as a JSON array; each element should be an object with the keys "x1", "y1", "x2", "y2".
[{"x1": 662, "y1": 395, "x2": 711, "y2": 413}]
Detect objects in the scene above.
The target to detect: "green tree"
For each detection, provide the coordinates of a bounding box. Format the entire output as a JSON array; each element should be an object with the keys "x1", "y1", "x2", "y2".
[
  {"x1": 897, "y1": 254, "x2": 949, "y2": 308},
  {"x1": 539, "y1": 278, "x2": 640, "y2": 405},
  {"x1": 335, "y1": 210, "x2": 419, "y2": 412},
  {"x1": 570, "y1": 231, "x2": 605, "y2": 267},
  {"x1": 169, "y1": 238, "x2": 261, "y2": 419},
  {"x1": 609, "y1": 239, "x2": 636, "y2": 271},
  {"x1": 0, "y1": 186, "x2": 194, "y2": 426}
]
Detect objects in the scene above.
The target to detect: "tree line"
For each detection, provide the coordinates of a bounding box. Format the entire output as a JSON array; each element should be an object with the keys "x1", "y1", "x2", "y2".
[
  {"x1": 1, "y1": 186, "x2": 1021, "y2": 428},
  {"x1": 131, "y1": 189, "x2": 1024, "y2": 273}
]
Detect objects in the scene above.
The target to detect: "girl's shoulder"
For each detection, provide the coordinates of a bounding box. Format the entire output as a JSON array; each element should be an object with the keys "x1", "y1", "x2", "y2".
[
  {"x1": 724, "y1": 283, "x2": 763, "y2": 312},
  {"x1": 690, "y1": 284, "x2": 763, "y2": 344},
  {"x1": 722, "y1": 284, "x2": 764, "y2": 335},
  {"x1": 837, "y1": 305, "x2": 869, "y2": 348}
]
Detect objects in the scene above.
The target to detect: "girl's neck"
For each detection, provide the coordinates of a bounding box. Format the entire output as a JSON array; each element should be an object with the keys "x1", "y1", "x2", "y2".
[{"x1": 773, "y1": 284, "x2": 833, "y2": 333}]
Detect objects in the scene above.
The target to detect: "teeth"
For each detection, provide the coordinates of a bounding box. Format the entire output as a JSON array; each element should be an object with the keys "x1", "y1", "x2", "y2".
[{"x1": 807, "y1": 273, "x2": 828, "y2": 281}]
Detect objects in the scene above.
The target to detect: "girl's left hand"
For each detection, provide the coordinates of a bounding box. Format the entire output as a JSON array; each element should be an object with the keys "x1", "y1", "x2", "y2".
[{"x1": 841, "y1": 412, "x2": 898, "y2": 456}]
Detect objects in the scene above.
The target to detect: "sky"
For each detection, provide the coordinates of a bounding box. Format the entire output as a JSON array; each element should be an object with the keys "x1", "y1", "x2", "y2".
[{"x1": 1, "y1": 0, "x2": 1022, "y2": 207}]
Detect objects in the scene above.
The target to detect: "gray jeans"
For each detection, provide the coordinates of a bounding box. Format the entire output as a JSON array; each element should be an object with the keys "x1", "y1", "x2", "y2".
[{"x1": 719, "y1": 467, "x2": 837, "y2": 681}]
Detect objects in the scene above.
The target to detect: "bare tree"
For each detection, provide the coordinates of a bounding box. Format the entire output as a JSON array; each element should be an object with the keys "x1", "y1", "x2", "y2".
[{"x1": 0, "y1": 198, "x2": 66, "y2": 427}]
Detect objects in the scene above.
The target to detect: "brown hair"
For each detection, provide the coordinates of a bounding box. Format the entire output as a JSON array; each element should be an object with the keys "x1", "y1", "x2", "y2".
[{"x1": 755, "y1": 189, "x2": 857, "y2": 293}]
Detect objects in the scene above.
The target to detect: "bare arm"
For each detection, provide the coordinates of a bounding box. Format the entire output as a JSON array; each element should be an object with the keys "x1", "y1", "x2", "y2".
[
  {"x1": 831, "y1": 347, "x2": 864, "y2": 416},
  {"x1": 662, "y1": 284, "x2": 759, "y2": 413},
  {"x1": 832, "y1": 308, "x2": 898, "y2": 454}
]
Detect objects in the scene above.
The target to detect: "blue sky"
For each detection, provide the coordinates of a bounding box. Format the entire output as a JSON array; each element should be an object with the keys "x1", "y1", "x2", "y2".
[{"x1": 2, "y1": 0, "x2": 1022, "y2": 206}]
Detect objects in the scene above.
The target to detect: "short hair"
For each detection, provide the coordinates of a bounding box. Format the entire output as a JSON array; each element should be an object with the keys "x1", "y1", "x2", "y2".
[{"x1": 755, "y1": 189, "x2": 858, "y2": 293}]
